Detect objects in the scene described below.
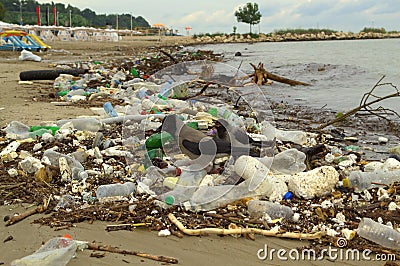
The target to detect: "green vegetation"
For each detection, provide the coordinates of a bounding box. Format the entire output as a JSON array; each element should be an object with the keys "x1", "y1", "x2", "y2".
[
  {"x1": 361, "y1": 27, "x2": 386, "y2": 33},
  {"x1": 0, "y1": 0, "x2": 150, "y2": 28},
  {"x1": 273, "y1": 28, "x2": 338, "y2": 35},
  {"x1": 0, "y1": 2, "x2": 5, "y2": 20},
  {"x1": 234, "y1": 2, "x2": 262, "y2": 34}
]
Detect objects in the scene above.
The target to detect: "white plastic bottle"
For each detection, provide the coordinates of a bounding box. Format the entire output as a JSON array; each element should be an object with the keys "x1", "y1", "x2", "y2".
[
  {"x1": 343, "y1": 169, "x2": 400, "y2": 192},
  {"x1": 260, "y1": 121, "x2": 307, "y2": 145},
  {"x1": 96, "y1": 182, "x2": 136, "y2": 198},
  {"x1": 357, "y1": 218, "x2": 400, "y2": 250},
  {"x1": 56, "y1": 117, "x2": 103, "y2": 132},
  {"x1": 234, "y1": 155, "x2": 288, "y2": 200},
  {"x1": 247, "y1": 200, "x2": 294, "y2": 220}
]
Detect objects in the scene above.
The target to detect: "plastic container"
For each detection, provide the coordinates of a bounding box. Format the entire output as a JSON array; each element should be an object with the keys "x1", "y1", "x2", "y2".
[
  {"x1": 161, "y1": 169, "x2": 207, "y2": 205},
  {"x1": 247, "y1": 200, "x2": 294, "y2": 220},
  {"x1": 234, "y1": 155, "x2": 288, "y2": 199},
  {"x1": 11, "y1": 237, "x2": 77, "y2": 266},
  {"x1": 270, "y1": 148, "x2": 307, "y2": 175},
  {"x1": 103, "y1": 101, "x2": 118, "y2": 117},
  {"x1": 261, "y1": 121, "x2": 307, "y2": 145},
  {"x1": 343, "y1": 169, "x2": 400, "y2": 192},
  {"x1": 56, "y1": 118, "x2": 102, "y2": 132},
  {"x1": 145, "y1": 132, "x2": 174, "y2": 150},
  {"x1": 96, "y1": 182, "x2": 136, "y2": 198},
  {"x1": 357, "y1": 217, "x2": 400, "y2": 250}
]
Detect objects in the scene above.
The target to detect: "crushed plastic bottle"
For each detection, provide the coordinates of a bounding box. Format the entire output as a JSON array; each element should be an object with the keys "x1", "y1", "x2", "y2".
[
  {"x1": 261, "y1": 121, "x2": 307, "y2": 145},
  {"x1": 343, "y1": 169, "x2": 400, "y2": 192},
  {"x1": 96, "y1": 182, "x2": 136, "y2": 199},
  {"x1": 43, "y1": 149, "x2": 88, "y2": 181},
  {"x1": 259, "y1": 148, "x2": 306, "y2": 175},
  {"x1": 247, "y1": 200, "x2": 294, "y2": 220},
  {"x1": 56, "y1": 118, "x2": 102, "y2": 132},
  {"x1": 11, "y1": 237, "x2": 77, "y2": 266},
  {"x1": 357, "y1": 217, "x2": 400, "y2": 250}
]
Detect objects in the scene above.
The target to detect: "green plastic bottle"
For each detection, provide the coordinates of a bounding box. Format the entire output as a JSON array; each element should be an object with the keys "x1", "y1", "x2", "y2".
[
  {"x1": 145, "y1": 132, "x2": 174, "y2": 150},
  {"x1": 29, "y1": 126, "x2": 60, "y2": 135}
]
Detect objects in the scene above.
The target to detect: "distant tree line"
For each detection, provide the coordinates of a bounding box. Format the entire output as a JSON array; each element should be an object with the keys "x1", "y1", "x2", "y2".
[{"x1": 0, "y1": 0, "x2": 150, "y2": 29}]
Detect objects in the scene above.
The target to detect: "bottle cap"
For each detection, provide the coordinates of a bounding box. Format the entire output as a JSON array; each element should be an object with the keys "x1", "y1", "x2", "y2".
[
  {"x1": 283, "y1": 191, "x2": 293, "y2": 200},
  {"x1": 342, "y1": 178, "x2": 350, "y2": 188},
  {"x1": 165, "y1": 195, "x2": 175, "y2": 205}
]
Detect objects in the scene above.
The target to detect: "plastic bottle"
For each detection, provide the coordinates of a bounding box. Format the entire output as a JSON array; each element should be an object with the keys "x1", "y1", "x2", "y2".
[
  {"x1": 357, "y1": 218, "x2": 400, "y2": 250},
  {"x1": 96, "y1": 182, "x2": 136, "y2": 198},
  {"x1": 234, "y1": 155, "x2": 288, "y2": 199},
  {"x1": 247, "y1": 200, "x2": 294, "y2": 220},
  {"x1": 343, "y1": 169, "x2": 400, "y2": 192},
  {"x1": 11, "y1": 237, "x2": 77, "y2": 266},
  {"x1": 67, "y1": 88, "x2": 86, "y2": 97},
  {"x1": 103, "y1": 101, "x2": 118, "y2": 117},
  {"x1": 261, "y1": 121, "x2": 307, "y2": 145},
  {"x1": 217, "y1": 106, "x2": 244, "y2": 127},
  {"x1": 159, "y1": 80, "x2": 173, "y2": 98},
  {"x1": 161, "y1": 168, "x2": 207, "y2": 205},
  {"x1": 29, "y1": 126, "x2": 60, "y2": 135},
  {"x1": 145, "y1": 132, "x2": 174, "y2": 150},
  {"x1": 270, "y1": 148, "x2": 307, "y2": 175},
  {"x1": 56, "y1": 117, "x2": 102, "y2": 132}
]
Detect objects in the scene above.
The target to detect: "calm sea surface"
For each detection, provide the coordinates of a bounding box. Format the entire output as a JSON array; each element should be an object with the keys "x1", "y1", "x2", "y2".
[{"x1": 192, "y1": 38, "x2": 400, "y2": 114}]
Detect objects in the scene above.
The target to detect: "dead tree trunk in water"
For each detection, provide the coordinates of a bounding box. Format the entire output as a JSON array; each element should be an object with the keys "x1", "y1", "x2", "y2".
[{"x1": 249, "y1": 62, "x2": 311, "y2": 86}]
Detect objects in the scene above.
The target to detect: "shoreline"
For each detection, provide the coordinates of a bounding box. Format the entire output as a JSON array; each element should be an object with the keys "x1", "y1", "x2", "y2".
[{"x1": 1, "y1": 36, "x2": 399, "y2": 266}]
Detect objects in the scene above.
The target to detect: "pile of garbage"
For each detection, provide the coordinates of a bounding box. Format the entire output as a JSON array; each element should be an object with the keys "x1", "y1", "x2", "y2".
[{"x1": 1, "y1": 50, "x2": 400, "y2": 264}]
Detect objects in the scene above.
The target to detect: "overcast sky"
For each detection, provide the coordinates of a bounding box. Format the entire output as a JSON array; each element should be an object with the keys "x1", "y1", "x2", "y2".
[{"x1": 37, "y1": 0, "x2": 400, "y2": 34}]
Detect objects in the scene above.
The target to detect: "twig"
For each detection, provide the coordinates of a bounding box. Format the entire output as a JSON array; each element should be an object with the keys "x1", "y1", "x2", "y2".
[
  {"x1": 168, "y1": 213, "x2": 324, "y2": 240},
  {"x1": 86, "y1": 242, "x2": 178, "y2": 264},
  {"x1": 317, "y1": 76, "x2": 400, "y2": 130}
]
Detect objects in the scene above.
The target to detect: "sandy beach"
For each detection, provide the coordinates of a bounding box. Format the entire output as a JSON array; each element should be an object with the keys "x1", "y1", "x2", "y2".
[{"x1": 0, "y1": 36, "x2": 396, "y2": 266}]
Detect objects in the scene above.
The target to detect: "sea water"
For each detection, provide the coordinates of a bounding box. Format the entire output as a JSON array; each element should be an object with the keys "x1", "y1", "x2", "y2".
[{"x1": 190, "y1": 38, "x2": 400, "y2": 114}]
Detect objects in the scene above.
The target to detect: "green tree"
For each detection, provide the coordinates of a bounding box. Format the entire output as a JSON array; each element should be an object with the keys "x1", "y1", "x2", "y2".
[
  {"x1": 0, "y1": 2, "x2": 5, "y2": 20},
  {"x1": 234, "y1": 2, "x2": 262, "y2": 33}
]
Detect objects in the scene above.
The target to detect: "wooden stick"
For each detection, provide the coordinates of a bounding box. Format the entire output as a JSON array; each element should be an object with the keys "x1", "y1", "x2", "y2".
[
  {"x1": 86, "y1": 243, "x2": 178, "y2": 264},
  {"x1": 168, "y1": 213, "x2": 324, "y2": 240},
  {"x1": 6, "y1": 205, "x2": 47, "y2": 226}
]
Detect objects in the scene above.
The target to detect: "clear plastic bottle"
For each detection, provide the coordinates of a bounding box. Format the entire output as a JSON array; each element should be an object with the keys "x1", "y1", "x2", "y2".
[
  {"x1": 343, "y1": 169, "x2": 400, "y2": 192},
  {"x1": 96, "y1": 182, "x2": 136, "y2": 198},
  {"x1": 270, "y1": 148, "x2": 307, "y2": 175},
  {"x1": 247, "y1": 200, "x2": 294, "y2": 220},
  {"x1": 217, "y1": 106, "x2": 244, "y2": 127},
  {"x1": 56, "y1": 117, "x2": 102, "y2": 132},
  {"x1": 160, "y1": 168, "x2": 207, "y2": 205},
  {"x1": 260, "y1": 121, "x2": 307, "y2": 145},
  {"x1": 11, "y1": 237, "x2": 77, "y2": 266},
  {"x1": 357, "y1": 218, "x2": 400, "y2": 250}
]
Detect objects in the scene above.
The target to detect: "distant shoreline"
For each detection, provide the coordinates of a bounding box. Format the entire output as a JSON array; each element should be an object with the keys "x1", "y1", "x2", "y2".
[{"x1": 192, "y1": 31, "x2": 400, "y2": 45}]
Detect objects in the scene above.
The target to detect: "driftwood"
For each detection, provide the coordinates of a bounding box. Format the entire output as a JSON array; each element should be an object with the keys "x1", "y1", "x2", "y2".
[
  {"x1": 6, "y1": 198, "x2": 50, "y2": 226},
  {"x1": 248, "y1": 62, "x2": 310, "y2": 86},
  {"x1": 168, "y1": 213, "x2": 324, "y2": 240},
  {"x1": 86, "y1": 242, "x2": 178, "y2": 264},
  {"x1": 317, "y1": 76, "x2": 400, "y2": 130}
]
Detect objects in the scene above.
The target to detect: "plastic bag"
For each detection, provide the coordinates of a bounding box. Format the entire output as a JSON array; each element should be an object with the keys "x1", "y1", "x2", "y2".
[
  {"x1": 11, "y1": 237, "x2": 77, "y2": 266},
  {"x1": 19, "y1": 50, "x2": 42, "y2": 62}
]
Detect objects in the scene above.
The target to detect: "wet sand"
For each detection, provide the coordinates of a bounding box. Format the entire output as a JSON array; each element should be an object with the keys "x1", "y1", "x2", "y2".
[{"x1": 0, "y1": 36, "x2": 390, "y2": 265}]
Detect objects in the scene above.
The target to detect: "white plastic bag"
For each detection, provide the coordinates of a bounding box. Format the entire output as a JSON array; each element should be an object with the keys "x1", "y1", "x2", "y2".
[
  {"x1": 19, "y1": 50, "x2": 42, "y2": 62},
  {"x1": 11, "y1": 237, "x2": 77, "y2": 266}
]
